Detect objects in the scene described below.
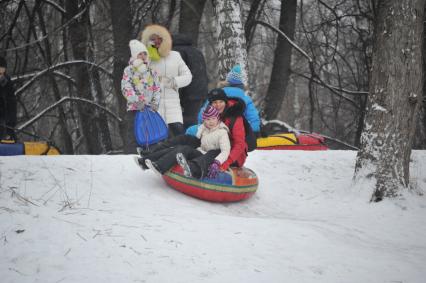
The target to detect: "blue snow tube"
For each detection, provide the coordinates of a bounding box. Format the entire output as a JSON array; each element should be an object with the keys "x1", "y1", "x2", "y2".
[
  {"x1": 134, "y1": 108, "x2": 168, "y2": 148},
  {"x1": 0, "y1": 142, "x2": 24, "y2": 156}
]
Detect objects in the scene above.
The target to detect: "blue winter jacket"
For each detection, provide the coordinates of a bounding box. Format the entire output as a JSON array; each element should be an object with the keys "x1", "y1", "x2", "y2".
[{"x1": 185, "y1": 86, "x2": 261, "y2": 136}]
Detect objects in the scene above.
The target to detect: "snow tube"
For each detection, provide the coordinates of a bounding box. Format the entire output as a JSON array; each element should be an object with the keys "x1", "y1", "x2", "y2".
[
  {"x1": 162, "y1": 165, "x2": 258, "y2": 202},
  {"x1": 134, "y1": 108, "x2": 168, "y2": 147},
  {"x1": 256, "y1": 132, "x2": 328, "y2": 150},
  {"x1": 0, "y1": 141, "x2": 60, "y2": 156}
]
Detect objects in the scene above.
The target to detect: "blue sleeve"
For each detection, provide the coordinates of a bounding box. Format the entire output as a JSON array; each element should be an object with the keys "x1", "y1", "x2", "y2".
[
  {"x1": 244, "y1": 98, "x2": 261, "y2": 132},
  {"x1": 223, "y1": 87, "x2": 261, "y2": 132},
  {"x1": 185, "y1": 125, "x2": 199, "y2": 136}
]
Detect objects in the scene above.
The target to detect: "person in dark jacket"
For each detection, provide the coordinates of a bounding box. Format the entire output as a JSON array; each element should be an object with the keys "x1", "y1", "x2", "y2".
[
  {"x1": 172, "y1": 33, "x2": 208, "y2": 129},
  {"x1": 0, "y1": 56, "x2": 17, "y2": 141}
]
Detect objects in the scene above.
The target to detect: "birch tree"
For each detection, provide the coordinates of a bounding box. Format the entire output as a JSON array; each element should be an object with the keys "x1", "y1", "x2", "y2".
[
  {"x1": 211, "y1": 0, "x2": 248, "y2": 82},
  {"x1": 353, "y1": 0, "x2": 425, "y2": 201}
]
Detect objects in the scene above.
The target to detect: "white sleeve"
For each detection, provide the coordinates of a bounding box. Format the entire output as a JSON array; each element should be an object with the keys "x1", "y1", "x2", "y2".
[
  {"x1": 214, "y1": 130, "x2": 231, "y2": 164},
  {"x1": 173, "y1": 53, "x2": 192, "y2": 89}
]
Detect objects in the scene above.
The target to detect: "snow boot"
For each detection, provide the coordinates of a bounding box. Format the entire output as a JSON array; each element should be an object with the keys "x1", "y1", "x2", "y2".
[
  {"x1": 133, "y1": 156, "x2": 148, "y2": 170},
  {"x1": 138, "y1": 146, "x2": 155, "y2": 157},
  {"x1": 145, "y1": 159, "x2": 162, "y2": 177},
  {"x1": 176, "y1": 153, "x2": 192, "y2": 177}
]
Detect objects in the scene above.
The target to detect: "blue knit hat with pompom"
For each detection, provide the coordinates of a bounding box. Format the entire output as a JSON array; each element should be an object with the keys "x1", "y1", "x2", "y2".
[{"x1": 226, "y1": 65, "x2": 243, "y2": 85}]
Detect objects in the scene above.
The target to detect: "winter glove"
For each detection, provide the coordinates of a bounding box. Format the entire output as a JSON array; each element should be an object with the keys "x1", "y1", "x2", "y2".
[
  {"x1": 161, "y1": 76, "x2": 176, "y2": 89},
  {"x1": 207, "y1": 159, "x2": 221, "y2": 179},
  {"x1": 132, "y1": 59, "x2": 147, "y2": 73}
]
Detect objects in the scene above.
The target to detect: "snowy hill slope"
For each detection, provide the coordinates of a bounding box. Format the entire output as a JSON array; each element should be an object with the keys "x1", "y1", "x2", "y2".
[{"x1": 1, "y1": 151, "x2": 426, "y2": 283}]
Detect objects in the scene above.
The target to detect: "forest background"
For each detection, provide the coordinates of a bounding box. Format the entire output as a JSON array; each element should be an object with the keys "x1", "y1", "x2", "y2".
[{"x1": 3, "y1": 0, "x2": 424, "y2": 154}]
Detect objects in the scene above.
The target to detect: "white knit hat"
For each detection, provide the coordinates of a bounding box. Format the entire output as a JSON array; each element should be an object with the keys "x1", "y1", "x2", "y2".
[{"x1": 129, "y1": 40, "x2": 148, "y2": 59}]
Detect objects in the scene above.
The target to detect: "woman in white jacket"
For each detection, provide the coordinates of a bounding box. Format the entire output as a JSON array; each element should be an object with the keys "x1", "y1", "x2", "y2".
[{"x1": 140, "y1": 24, "x2": 192, "y2": 136}]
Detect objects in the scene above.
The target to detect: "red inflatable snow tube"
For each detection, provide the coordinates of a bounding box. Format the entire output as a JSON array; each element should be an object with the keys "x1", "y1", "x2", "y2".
[{"x1": 162, "y1": 165, "x2": 258, "y2": 202}]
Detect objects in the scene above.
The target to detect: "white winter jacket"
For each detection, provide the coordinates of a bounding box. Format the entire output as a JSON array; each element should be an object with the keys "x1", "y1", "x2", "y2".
[
  {"x1": 150, "y1": 51, "x2": 192, "y2": 124},
  {"x1": 196, "y1": 122, "x2": 231, "y2": 164}
]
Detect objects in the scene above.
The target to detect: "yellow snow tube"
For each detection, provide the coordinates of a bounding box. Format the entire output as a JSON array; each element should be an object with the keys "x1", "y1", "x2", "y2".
[
  {"x1": 24, "y1": 142, "x2": 60, "y2": 155},
  {"x1": 257, "y1": 133, "x2": 298, "y2": 148}
]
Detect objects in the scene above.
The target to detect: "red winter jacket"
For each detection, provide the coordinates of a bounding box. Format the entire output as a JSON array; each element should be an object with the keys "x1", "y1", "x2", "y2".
[{"x1": 220, "y1": 99, "x2": 248, "y2": 170}]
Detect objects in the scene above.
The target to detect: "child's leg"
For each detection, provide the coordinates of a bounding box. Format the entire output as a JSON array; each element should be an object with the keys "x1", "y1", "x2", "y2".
[
  {"x1": 176, "y1": 146, "x2": 205, "y2": 178},
  {"x1": 190, "y1": 149, "x2": 221, "y2": 178},
  {"x1": 151, "y1": 145, "x2": 198, "y2": 174},
  {"x1": 139, "y1": 134, "x2": 200, "y2": 155}
]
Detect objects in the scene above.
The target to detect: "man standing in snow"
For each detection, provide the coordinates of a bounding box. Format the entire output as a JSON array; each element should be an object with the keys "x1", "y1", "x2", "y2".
[
  {"x1": 172, "y1": 33, "x2": 208, "y2": 130},
  {"x1": 0, "y1": 56, "x2": 17, "y2": 141}
]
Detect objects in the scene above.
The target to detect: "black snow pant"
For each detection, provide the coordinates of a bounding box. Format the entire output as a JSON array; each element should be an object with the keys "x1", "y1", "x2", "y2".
[
  {"x1": 141, "y1": 134, "x2": 201, "y2": 154},
  {"x1": 145, "y1": 144, "x2": 220, "y2": 179}
]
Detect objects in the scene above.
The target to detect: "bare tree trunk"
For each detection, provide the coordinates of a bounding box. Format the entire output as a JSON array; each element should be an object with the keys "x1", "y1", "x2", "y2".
[
  {"x1": 211, "y1": 0, "x2": 248, "y2": 82},
  {"x1": 35, "y1": 1, "x2": 74, "y2": 154},
  {"x1": 86, "y1": 14, "x2": 113, "y2": 153},
  {"x1": 353, "y1": 0, "x2": 425, "y2": 201},
  {"x1": 65, "y1": 0, "x2": 104, "y2": 154},
  {"x1": 414, "y1": 4, "x2": 426, "y2": 149},
  {"x1": 178, "y1": 0, "x2": 207, "y2": 46},
  {"x1": 108, "y1": 0, "x2": 133, "y2": 153},
  {"x1": 263, "y1": 0, "x2": 297, "y2": 120},
  {"x1": 244, "y1": 0, "x2": 265, "y2": 51}
]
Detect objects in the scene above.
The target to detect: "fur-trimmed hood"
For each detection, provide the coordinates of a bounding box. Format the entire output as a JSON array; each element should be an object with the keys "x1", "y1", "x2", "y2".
[
  {"x1": 223, "y1": 98, "x2": 246, "y2": 119},
  {"x1": 140, "y1": 24, "x2": 172, "y2": 58}
]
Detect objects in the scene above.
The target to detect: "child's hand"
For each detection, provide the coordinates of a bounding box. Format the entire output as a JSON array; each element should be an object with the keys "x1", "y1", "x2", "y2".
[
  {"x1": 132, "y1": 58, "x2": 144, "y2": 67},
  {"x1": 133, "y1": 101, "x2": 145, "y2": 111},
  {"x1": 133, "y1": 59, "x2": 147, "y2": 73},
  {"x1": 150, "y1": 103, "x2": 159, "y2": 112},
  {"x1": 207, "y1": 160, "x2": 221, "y2": 179}
]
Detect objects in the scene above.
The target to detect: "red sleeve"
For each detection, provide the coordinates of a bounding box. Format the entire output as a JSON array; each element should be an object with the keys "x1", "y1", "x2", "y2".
[{"x1": 221, "y1": 117, "x2": 247, "y2": 170}]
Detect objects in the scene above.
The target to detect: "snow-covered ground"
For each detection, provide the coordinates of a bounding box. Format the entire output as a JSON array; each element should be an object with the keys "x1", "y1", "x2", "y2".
[{"x1": 1, "y1": 150, "x2": 425, "y2": 283}]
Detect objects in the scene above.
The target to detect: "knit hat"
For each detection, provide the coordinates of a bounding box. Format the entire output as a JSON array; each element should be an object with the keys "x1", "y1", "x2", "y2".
[
  {"x1": 208, "y1": 88, "x2": 228, "y2": 103},
  {"x1": 202, "y1": 105, "x2": 220, "y2": 120},
  {"x1": 129, "y1": 40, "x2": 148, "y2": 59},
  {"x1": 0, "y1": 56, "x2": 7, "y2": 68},
  {"x1": 226, "y1": 64, "x2": 243, "y2": 85}
]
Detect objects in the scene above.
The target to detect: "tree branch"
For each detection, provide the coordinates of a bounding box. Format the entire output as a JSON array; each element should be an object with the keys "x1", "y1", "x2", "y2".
[
  {"x1": 14, "y1": 60, "x2": 112, "y2": 96},
  {"x1": 4, "y1": 3, "x2": 89, "y2": 52},
  {"x1": 17, "y1": 96, "x2": 122, "y2": 131},
  {"x1": 255, "y1": 20, "x2": 313, "y2": 63}
]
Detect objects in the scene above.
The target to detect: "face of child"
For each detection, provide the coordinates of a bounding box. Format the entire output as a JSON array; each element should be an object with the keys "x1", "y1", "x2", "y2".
[
  {"x1": 137, "y1": 52, "x2": 148, "y2": 63},
  {"x1": 204, "y1": 116, "x2": 219, "y2": 129},
  {"x1": 149, "y1": 34, "x2": 163, "y2": 48},
  {"x1": 0, "y1": 67, "x2": 5, "y2": 77},
  {"x1": 211, "y1": 100, "x2": 226, "y2": 113}
]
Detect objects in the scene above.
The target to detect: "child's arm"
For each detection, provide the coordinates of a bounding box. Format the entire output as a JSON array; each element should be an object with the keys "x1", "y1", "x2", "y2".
[
  {"x1": 148, "y1": 69, "x2": 161, "y2": 111},
  {"x1": 121, "y1": 66, "x2": 144, "y2": 110},
  {"x1": 214, "y1": 129, "x2": 231, "y2": 165}
]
